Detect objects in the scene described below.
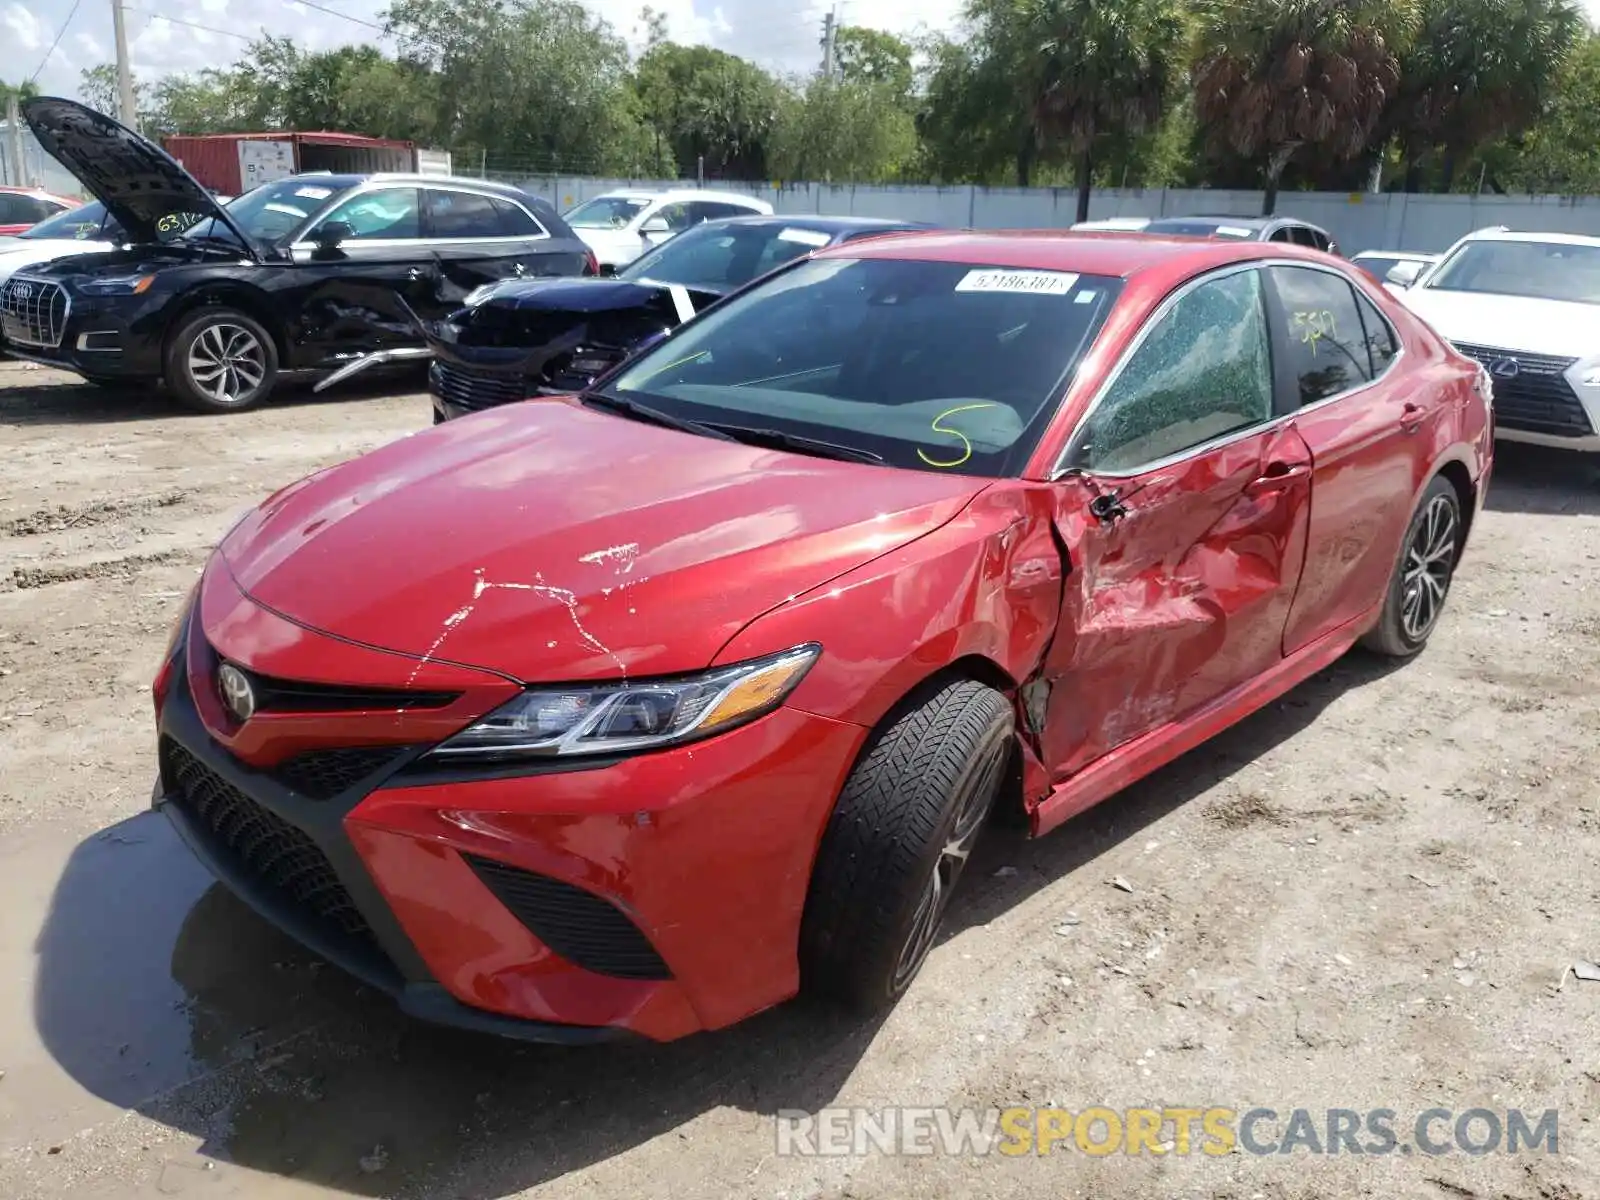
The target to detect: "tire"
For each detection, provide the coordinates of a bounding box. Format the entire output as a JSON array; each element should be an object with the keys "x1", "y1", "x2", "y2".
[
  {"x1": 799, "y1": 677, "x2": 1013, "y2": 1010},
  {"x1": 1360, "y1": 474, "x2": 1463, "y2": 658},
  {"x1": 163, "y1": 308, "x2": 279, "y2": 413}
]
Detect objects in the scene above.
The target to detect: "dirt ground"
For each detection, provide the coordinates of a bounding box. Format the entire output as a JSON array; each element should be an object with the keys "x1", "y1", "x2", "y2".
[{"x1": 2, "y1": 357, "x2": 1599, "y2": 1200}]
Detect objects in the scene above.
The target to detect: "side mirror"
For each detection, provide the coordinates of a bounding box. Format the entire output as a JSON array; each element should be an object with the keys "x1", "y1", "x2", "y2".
[
  {"x1": 640, "y1": 216, "x2": 671, "y2": 236},
  {"x1": 1385, "y1": 260, "x2": 1424, "y2": 288},
  {"x1": 312, "y1": 221, "x2": 354, "y2": 252}
]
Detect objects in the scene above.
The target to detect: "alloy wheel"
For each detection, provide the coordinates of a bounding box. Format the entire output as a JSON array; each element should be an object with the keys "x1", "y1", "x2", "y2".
[
  {"x1": 1400, "y1": 493, "x2": 1458, "y2": 642},
  {"x1": 187, "y1": 322, "x2": 267, "y2": 405},
  {"x1": 889, "y1": 742, "x2": 1006, "y2": 992}
]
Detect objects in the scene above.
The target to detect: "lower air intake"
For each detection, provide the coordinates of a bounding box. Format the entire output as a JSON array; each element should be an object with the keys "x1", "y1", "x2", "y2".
[{"x1": 463, "y1": 854, "x2": 672, "y2": 980}]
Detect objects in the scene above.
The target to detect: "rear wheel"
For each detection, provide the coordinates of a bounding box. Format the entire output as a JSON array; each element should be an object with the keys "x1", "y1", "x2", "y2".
[
  {"x1": 799, "y1": 678, "x2": 1013, "y2": 1010},
  {"x1": 1361, "y1": 474, "x2": 1462, "y2": 658},
  {"x1": 164, "y1": 308, "x2": 279, "y2": 413}
]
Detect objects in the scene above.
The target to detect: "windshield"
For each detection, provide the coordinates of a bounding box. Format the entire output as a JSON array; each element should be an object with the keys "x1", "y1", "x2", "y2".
[
  {"x1": 1424, "y1": 239, "x2": 1600, "y2": 305},
  {"x1": 602, "y1": 257, "x2": 1122, "y2": 477},
  {"x1": 20, "y1": 200, "x2": 115, "y2": 241},
  {"x1": 180, "y1": 178, "x2": 350, "y2": 246},
  {"x1": 1145, "y1": 219, "x2": 1256, "y2": 239},
  {"x1": 619, "y1": 222, "x2": 836, "y2": 292},
  {"x1": 565, "y1": 196, "x2": 650, "y2": 229}
]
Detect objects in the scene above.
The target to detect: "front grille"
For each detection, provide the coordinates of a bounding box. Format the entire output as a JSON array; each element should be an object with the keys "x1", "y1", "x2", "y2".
[
  {"x1": 272, "y1": 746, "x2": 409, "y2": 801},
  {"x1": 162, "y1": 739, "x2": 374, "y2": 940},
  {"x1": 1450, "y1": 341, "x2": 1593, "y2": 437},
  {"x1": 216, "y1": 660, "x2": 460, "y2": 715},
  {"x1": 433, "y1": 361, "x2": 528, "y2": 412},
  {"x1": 464, "y1": 854, "x2": 672, "y2": 980},
  {"x1": 0, "y1": 276, "x2": 69, "y2": 348}
]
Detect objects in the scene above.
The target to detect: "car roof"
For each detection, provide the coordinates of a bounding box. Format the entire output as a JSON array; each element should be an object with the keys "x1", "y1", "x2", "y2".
[
  {"x1": 590, "y1": 188, "x2": 767, "y2": 204},
  {"x1": 704, "y1": 214, "x2": 934, "y2": 231},
  {"x1": 1352, "y1": 249, "x2": 1436, "y2": 260},
  {"x1": 1456, "y1": 228, "x2": 1600, "y2": 248},
  {"x1": 819, "y1": 229, "x2": 1331, "y2": 278}
]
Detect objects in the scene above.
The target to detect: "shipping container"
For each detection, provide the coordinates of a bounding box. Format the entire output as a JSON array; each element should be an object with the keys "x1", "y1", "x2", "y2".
[{"x1": 161, "y1": 131, "x2": 419, "y2": 195}]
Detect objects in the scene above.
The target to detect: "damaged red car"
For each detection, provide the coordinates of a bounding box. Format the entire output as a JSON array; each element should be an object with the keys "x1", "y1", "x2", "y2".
[{"x1": 152, "y1": 232, "x2": 1493, "y2": 1043}]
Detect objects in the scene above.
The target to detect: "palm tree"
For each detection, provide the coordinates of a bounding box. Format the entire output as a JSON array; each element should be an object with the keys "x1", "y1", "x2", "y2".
[
  {"x1": 973, "y1": 0, "x2": 1187, "y2": 219},
  {"x1": 1192, "y1": 0, "x2": 1419, "y2": 214},
  {"x1": 1385, "y1": 0, "x2": 1583, "y2": 191}
]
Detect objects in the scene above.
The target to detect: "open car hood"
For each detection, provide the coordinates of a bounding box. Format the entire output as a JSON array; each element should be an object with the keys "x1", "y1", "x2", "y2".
[{"x1": 20, "y1": 97, "x2": 229, "y2": 247}]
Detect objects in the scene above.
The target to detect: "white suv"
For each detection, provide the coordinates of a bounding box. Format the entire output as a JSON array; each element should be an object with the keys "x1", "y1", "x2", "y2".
[
  {"x1": 563, "y1": 188, "x2": 774, "y2": 272},
  {"x1": 1397, "y1": 228, "x2": 1600, "y2": 452}
]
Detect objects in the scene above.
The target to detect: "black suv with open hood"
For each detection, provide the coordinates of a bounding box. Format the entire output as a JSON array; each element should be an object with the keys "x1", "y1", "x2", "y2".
[
  {"x1": 1, "y1": 98, "x2": 594, "y2": 412},
  {"x1": 425, "y1": 214, "x2": 933, "y2": 422}
]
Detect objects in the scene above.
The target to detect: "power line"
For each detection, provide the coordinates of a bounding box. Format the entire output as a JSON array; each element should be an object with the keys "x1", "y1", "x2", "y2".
[
  {"x1": 277, "y1": 0, "x2": 387, "y2": 34},
  {"x1": 29, "y1": 0, "x2": 87, "y2": 82},
  {"x1": 124, "y1": 7, "x2": 259, "y2": 42}
]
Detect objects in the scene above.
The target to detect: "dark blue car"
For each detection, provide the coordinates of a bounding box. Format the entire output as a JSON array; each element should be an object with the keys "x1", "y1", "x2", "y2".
[{"x1": 427, "y1": 214, "x2": 936, "y2": 422}]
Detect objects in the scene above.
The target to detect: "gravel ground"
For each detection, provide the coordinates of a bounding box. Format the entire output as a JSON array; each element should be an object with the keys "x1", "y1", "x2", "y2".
[{"x1": 1, "y1": 359, "x2": 1598, "y2": 1200}]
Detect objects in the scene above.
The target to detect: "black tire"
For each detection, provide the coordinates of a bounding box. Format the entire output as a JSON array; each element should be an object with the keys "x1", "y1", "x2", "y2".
[
  {"x1": 163, "y1": 308, "x2": 279, "y2": 413},
  {"x1": 799, "y1": 677, "x2": 1013, "y2": 1010},
  {"x1": 1360, "y1": 474, "x2": 1463, "y2": 658}
]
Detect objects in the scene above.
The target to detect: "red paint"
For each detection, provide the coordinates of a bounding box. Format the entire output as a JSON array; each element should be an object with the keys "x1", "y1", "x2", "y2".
[
  {"x1": 0, "y1": 187, "x2": 76, "y2": 235},
  {"x1": 168, "y1": 233, "x2": 1491, "y2": 1041},
  {"x1": 161, "y1": 132, "x2": 416, "y2": 196}
]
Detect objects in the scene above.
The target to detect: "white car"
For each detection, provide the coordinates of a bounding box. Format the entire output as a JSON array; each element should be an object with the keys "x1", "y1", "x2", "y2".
[
  {"x1": 1069, "y1": 216, "x2": 1152, "y2": 232},
  {"x1": 1397, "y1": 228, "x2": 1600, "y2": 452},
  {"x1": 563, "y1": 189, "x2": 774, "y2": 272},
  {"x1": 1350, "y1": 249, "x2": 1439, "y2": 292},
  {"x1": 0, "y1": 200, "x2": 121, "y2": 287}
]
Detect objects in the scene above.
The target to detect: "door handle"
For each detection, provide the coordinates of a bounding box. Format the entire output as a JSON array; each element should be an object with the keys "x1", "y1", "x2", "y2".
[
  {"x1": 1400, "y1": 402, "x2": 1424, "y2": 433},
  {"x1": 1246, "y1": 460, "x2": 1311, "y2": 492}
]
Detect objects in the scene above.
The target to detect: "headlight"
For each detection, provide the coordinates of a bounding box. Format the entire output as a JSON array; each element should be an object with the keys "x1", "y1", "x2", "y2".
[
  {"x1": 428, "y1": 643, "x2": 821, "y2": 762},
  {"x1": 78, "y1": 274, "x2": 155, "y2": 296}
]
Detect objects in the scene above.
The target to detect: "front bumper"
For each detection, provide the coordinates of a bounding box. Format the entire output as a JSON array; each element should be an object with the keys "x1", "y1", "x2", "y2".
[{"x1": 154, "y1": 571, "x2": 865, "y2": 1041}]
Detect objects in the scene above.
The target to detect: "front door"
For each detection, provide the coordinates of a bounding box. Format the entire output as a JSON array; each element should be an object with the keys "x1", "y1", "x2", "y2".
[
  {"x1": 1040, "y1": 264, "x2": 1314, "y2": 779},
  {"x1": 285, "y1": 185, "x2": 440, "y2": 366},
  {"x1": 1262, "y1": 264, "x2": 1421, "y2": 655}
]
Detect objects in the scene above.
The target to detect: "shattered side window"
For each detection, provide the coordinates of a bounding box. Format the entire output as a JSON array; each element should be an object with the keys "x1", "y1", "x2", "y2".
[{"x1": 1072, "y1": 268, "x2": 1273, "y2": 472}]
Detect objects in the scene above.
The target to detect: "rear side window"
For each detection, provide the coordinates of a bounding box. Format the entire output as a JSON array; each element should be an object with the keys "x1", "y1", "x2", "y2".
[
  {"x1": 491, "y1": 197, "x2": 544, "y2": 237},
  {"x1": 1072, "y1": 268, "x2": 1273, "y2": 472},
  {"x1": 1268, "y1": 266, "x2": 1373, "y2": 404},
  {"x1": 426, "y1": 190, "x2": 503, "y2": 239},
  {"x1": 1355, "y1": 292, "x2": 1399, "y2": 375},
  {"x1": 693, "y1": 201, "x2": 760, "y2": 222}
]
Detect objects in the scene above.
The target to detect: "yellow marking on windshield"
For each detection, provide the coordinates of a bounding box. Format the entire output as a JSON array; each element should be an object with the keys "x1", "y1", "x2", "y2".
[
  {"x1": 631, "y1": 348, "x2": 709, "y2": 385},
  {"x1": 918, "y1": 402, "x2": 1001, "y2": 469}
]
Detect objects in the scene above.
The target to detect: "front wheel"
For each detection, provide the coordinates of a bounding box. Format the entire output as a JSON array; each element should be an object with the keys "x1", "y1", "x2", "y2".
[
  {"x1": 799, "y1": 678, "x2": 1013, "y2": 1010},
  {"x1": 164, "y1": 308, "x2": 279, "y2": 413},
  {"x1": 1361, "y1": 474, "x2": 1462, "y2": 658}
]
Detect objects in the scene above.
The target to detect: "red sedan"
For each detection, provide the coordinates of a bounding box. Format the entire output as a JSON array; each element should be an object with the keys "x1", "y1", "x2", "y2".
[
  {"x1": 151, "y1": 232, "x2": 1493, "y2": 1043},
  {"x1": 0, "y1": 186, "x2": 76, "y2": 235}
]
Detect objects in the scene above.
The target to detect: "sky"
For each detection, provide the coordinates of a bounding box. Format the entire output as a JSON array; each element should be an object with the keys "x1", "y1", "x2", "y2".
[{"x1": 3, "y1": 0, "x2": 967, "y2": 104}]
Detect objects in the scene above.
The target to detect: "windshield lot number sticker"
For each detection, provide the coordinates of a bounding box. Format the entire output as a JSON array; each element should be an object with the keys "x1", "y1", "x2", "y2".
[
  {"x1": 956, "y1": 269, "x2": 1079, "y2": 296},
  {"x1": 778, "y1": 228, "x2": 831, "y2": 247}
]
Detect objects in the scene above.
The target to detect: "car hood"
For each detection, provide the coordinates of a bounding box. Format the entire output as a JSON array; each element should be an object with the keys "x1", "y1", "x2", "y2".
[
  {"x1": 16, "y1": 242, "x2": 220, "y2": 283},
  {"x1": 20, "y1": 97, "x2": 225, "y2": 247},
  {"x1": 219, "y1": 397, "x2": 985, "y2": 682},
  {"x1": 1400, "y1": 287, "x2": 1600, "y2": 358}
]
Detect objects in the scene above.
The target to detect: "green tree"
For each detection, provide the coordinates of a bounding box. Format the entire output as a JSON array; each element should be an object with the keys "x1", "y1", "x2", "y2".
[
  {"x1": 771, "y1": 76, "x2": 918, "y2": 182},
  {"x1": 78, "y1": 65, "x2": 135, "y2": 117},
  {"x1": 833, "y1": 26, "x2": 915, "y2": 101},
  {"x1": 914, "y1": 32, "x2": 1027, "y2": 184},
  {"x1": 1477, "y1": 28, "x2": 1600, "y2": 193},
  {"x1": 1193, "y1": 0, "x2": 1419, "y2": 213},
  {"x1": 632, "y1": 43, "x2": 782, "y2": 178},
  {"x1": 1383, "y1": 0, "x2": 1583, "y2": 191}
]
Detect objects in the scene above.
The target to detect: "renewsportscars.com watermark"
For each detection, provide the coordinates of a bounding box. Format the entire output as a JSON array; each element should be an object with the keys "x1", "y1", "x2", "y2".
[{"x1": 775, "y1": 1107, "x2": 1559, "y2": 1158}]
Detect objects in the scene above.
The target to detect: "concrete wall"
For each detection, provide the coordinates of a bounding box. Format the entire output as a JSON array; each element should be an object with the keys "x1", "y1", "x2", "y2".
[{"x1": 513, "y1": 175, "x2": 1600, "y2": 256}]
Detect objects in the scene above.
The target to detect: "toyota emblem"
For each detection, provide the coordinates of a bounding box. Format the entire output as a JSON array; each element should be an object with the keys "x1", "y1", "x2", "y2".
[
  {"x1": 217, "y1": 662, "x2": 256, "y2": 722},
  {"x1": 1489, "y1": 357, "x2": 1521, "y2": 380}
]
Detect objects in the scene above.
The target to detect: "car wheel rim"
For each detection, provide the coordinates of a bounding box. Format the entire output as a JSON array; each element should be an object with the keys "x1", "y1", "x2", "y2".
[
  {"x1": 187, "y1": 322, "x2": 266, "y2": 404},
  {"x1": 890, "y1": 740, "x2": 1007, "y2": 992},
  {"x1": 1400, "y1": 494, "x2": 1457, "y2": 642}
]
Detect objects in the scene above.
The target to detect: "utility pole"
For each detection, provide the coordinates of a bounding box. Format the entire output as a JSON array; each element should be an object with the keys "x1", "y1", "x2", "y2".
[
  {"x1": 6, "y1": 93, "x2": 25, "y2": 188},
  {"x1": 819, "y1": 6, "x2": 838, "y2": 79},
  {"x1": 110, "y1": 0, "x2": 139, "y2": 130}
]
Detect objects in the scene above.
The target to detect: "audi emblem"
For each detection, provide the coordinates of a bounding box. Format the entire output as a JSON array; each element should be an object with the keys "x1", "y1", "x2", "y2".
[{"x1": 10, "y1": 282, "x2": 31, "y2": 302}]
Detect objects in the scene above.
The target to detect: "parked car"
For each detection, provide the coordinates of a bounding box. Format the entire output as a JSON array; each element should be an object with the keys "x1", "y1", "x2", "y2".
[
  {"x1": 426, "y1": 214, "x2": 934, "y2": 422},
  {"x1": 1141, "y1": 214, "x2": 1339, "y2": 254},
  {"x1": 0, "y1": 185, "x2": 76, "y2": 235},
  {"x1": 151, "y1": 230, "x2": 1491, "y2": 1043},
  {"x1": 1396, "y1": 227, "x2": 1600, "y2": 453},
  {"x1": 1069, "y1": 217, "x2": 1152, "y2": 232},
  {"x1": 1350, "y1": 249, "x2": 1439, "y2": 290},
  {"x1": 563, "y1": 188, "x2": 774, "y2": 272},
  {"x1": 2, "y1": 97, "x2": 595, "y2": 412}
]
